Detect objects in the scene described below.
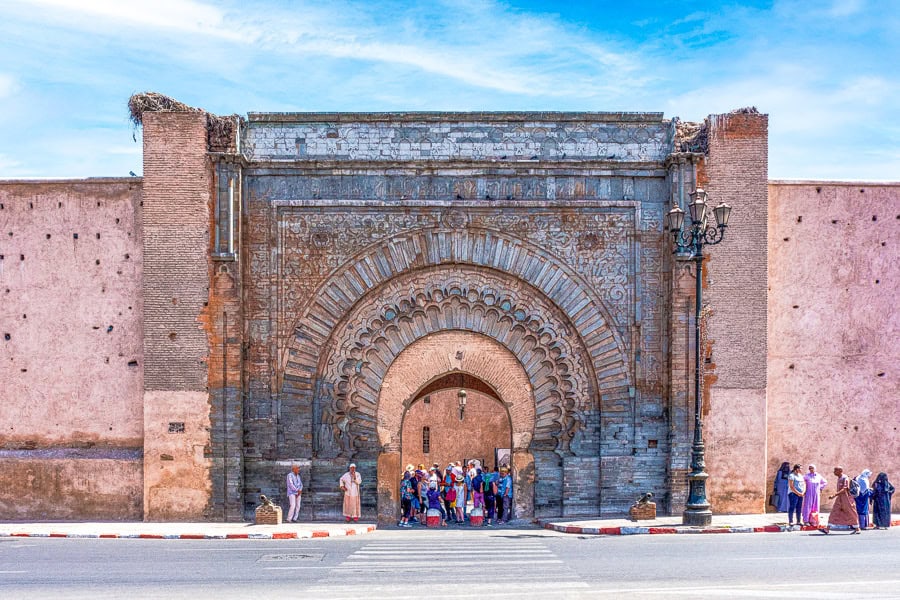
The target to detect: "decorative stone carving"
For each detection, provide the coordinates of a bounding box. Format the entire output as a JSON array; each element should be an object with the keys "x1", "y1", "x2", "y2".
[{"x1": 310, "y1": 268, "x2": 594, "y2": 459}]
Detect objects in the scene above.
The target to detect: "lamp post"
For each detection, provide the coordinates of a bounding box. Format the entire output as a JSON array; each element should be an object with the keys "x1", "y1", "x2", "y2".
[
  {"x1": 458, "y1": 388, "x2": 467, "y2": 421},
  {"x1": 666, "y1": 188, "x2": 733, "y2": 526}
]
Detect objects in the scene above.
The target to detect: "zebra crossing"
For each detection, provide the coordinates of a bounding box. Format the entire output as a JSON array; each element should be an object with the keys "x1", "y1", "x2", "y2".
[{"x1": 301, "y1": 533, "x2": 590, "y2": 598}]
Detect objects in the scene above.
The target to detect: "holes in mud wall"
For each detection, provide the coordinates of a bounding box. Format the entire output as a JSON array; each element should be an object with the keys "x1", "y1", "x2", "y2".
[
  {"x1": 872, "y1": 215, "x2": 878, "y2": 221},
  {"x1": 877, "y1": 372, "x2": 885, "y2": 377},
  {"x1": 168, "y1": 332, "x2": 177, "y2": 340},
  {"x1": 127, "y1": 360, "x2": 138, "y2": 367},
  {"x1": 3, "y1": 333, "x2": 10, "y2": 341},
  {"x1": 796, "y1": 216, "x2": 802, "y2": 223},
  {"x1": 648, "y1": 439, "x2": 658, "y2": 449},
  {"x1": 73, "y1": 233, "x2": 79, "y2": 239}
]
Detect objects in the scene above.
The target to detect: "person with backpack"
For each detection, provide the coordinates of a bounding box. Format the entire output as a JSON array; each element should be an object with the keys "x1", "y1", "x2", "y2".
[
  {"x1": 823, "y1": 466, "x2": 861, "y2": 534},
  {"x1": 398, "y1": 471, "x2": 415, "y2": 528},
  {"x1": 482, "y1": 467, "x2": 498, "y2": 526},
  {"x1": 471, "y1": 468, "x2": 485, "y2": 512}
]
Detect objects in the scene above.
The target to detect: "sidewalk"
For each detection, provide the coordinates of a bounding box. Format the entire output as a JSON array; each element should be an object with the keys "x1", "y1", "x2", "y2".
[
  {"x1": 0, "y1": 521, "x2": 376, "y2": 540},
  {"x1": 539, "y1": 513, "x2": 900, "y2": 536}
]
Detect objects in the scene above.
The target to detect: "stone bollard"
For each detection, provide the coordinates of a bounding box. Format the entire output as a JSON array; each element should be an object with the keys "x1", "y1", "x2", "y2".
[
  {"x1": 255, "y1": 495, "x2": 283, "y2": 525},
  {"x1": 469, "y1": 507, "x2": 483, "y2": 527},
  {"x1": 628, "y1": 501, "x2": 656, "y2": 521}
]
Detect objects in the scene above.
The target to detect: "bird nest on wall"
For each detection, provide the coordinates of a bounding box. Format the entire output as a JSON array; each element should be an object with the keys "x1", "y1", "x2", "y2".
[{"x1": 128, "y1": 91, "x2": 240, "y2": 152}]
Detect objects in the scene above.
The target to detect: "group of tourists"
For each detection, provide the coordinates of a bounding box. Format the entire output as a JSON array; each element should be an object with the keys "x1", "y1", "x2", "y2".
[
  {"x1": 398, "y1": 460, "x2": 513, "y2": 528},
  {"x1": 771, "y1": 463, "x2": 895, "y2": 533},
  {"x1": 285, "y1": 460, "x2": 514, "y2": 526}
]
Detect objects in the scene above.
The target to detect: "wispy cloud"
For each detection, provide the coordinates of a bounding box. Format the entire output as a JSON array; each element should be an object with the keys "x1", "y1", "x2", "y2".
[
  {"x1": 0, "y1": 74, "x2": 18, "y2": 99},
  {"x1": 0, "y1": 0, "x2": 897, "y2": 179}
]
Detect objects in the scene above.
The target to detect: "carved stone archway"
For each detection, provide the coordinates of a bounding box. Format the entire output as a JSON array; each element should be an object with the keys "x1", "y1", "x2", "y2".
[
  {"x1": 376, "y1": 330, "x2": 534, "y2": 521},
  {"x1": 302, "y1": 265, "x2": 610, "y2": 517},
  {"x1": 280, "y1": 227, "x2": 635, "y2": 518}
]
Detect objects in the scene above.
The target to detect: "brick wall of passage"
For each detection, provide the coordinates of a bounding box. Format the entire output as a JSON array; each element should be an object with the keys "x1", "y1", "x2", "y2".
[
  {"x1": 142, "y1": 111, "x2": 212, "y2": 393},
  {"x1": 401, "y1": 389, "x2": 511, "y2": 471}
]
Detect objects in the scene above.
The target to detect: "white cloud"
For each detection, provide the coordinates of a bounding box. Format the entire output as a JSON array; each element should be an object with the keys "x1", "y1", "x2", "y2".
[
  {"x1": 0, "y1": 74, "x2": 19, "y2": 99},
  {"x1": 17, "y1": 0, "x2": 241, "y2": 39},
  {"x1": 6, "y1": 0, "x2": 647, "y2": 99},
  {"x1": 828, "y1": 0, "x2": 865, "y2": 17}
]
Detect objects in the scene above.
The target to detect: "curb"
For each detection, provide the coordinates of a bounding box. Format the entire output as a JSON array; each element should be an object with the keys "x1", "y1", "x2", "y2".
[
  {"x1": 539, "y1": 519, "x2": 900, "y2": 536},
  {"x1": 0, "y1": 525, "x2": 377, "y2": 540}
]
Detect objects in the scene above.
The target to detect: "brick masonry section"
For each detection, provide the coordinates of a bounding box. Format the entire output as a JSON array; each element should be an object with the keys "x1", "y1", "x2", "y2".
[
  {"x1": 702, "y1": 111, "x2": 769, "y2": 514},
  {"x1": 141, "y1": 112, "x2": 215, "y2": 520}
]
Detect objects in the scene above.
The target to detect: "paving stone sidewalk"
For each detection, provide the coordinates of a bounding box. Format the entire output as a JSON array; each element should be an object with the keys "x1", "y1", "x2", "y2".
[
  {"x1": 0, "y1": 521, "x2": 376, "y2": 540},
  {"x1": 539, "y1": 513, "x2": 900, "y2": 536}
]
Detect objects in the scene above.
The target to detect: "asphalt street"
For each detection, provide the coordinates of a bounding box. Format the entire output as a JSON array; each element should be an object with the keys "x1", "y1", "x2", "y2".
[{"x1": 1, "y1": 526, "x2": 898, "y2": 599}]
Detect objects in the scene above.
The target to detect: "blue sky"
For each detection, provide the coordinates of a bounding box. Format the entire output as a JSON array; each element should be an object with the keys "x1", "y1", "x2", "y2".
[{"x1": 1, "y1": 0, "x2": 897, "y2": 180}]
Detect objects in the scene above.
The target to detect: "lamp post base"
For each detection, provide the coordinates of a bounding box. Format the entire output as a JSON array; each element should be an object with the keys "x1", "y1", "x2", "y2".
[{"x1": 682, "y1": 508, "x2": 713, "y2": 526}]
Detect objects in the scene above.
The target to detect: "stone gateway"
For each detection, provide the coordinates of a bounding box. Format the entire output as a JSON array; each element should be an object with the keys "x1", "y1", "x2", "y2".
[{"x1": 1, "y1": 100, "x2": 897, "y2": 522}]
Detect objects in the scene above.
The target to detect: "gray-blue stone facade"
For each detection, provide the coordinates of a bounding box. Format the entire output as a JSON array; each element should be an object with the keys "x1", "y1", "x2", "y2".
[{"x1": 223, "y1": 112, "x2": 698, "y2": 521}]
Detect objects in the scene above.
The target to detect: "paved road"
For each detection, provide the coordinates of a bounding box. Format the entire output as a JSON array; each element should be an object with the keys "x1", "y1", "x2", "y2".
[{"x1": 2, "y1": 526, "x2": 898, "y2": 599}]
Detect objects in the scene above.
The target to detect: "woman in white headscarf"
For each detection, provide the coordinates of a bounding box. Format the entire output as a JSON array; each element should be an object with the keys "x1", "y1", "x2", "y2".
[{"x1": 855, "y1": 469, "x2": 874, "y2": 529}]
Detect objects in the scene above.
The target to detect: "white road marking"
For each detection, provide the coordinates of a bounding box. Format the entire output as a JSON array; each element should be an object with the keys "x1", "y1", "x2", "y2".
[{"x1": 0, "y1": 570, "x2": 28, "y2": 574}]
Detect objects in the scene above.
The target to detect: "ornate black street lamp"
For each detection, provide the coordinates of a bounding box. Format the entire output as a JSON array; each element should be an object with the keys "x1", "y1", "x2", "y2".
[{"x1": 666, "y1": 188, "x2": 733, "y2": 526}]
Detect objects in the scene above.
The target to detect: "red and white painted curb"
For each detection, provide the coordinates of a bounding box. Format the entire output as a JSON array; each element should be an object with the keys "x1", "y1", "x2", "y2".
[
  {"x1": 0, "y1": 524, "x2": 376, "y2": 540},
  {"x1": 540, "y1": 519, "x2": 900, "y2": 536}
]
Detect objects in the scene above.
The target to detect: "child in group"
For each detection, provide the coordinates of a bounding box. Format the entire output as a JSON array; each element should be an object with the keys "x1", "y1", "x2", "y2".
[
  {"x1": 454, "y1": 475, "x2": 467, "y2": 523},
  {"x1": 426, "y1": 481, "x2": 448, "y2": 527}
]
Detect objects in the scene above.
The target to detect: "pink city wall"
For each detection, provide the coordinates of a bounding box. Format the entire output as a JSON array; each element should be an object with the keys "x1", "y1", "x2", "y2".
[
  {"x1": 0, "y1": 179, "x2": 144, "y2": 519},
  {"x1": 767, "y1": 181, "x2": 899, "y2": 512}
]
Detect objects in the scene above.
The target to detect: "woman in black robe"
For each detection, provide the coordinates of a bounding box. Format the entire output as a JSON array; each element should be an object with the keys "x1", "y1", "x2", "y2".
[{"x1": 872, "y1": 472, "x2": 895, "y2": 529}]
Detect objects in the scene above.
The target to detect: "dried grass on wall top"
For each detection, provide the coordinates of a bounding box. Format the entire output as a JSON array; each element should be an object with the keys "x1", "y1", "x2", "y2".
[{"x1": 128, "y1": 92, "x2": 240, "y2": 153}]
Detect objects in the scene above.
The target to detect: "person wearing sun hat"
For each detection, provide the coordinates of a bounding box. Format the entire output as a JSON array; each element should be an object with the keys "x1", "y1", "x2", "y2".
[{"x1": 496, "y1": 466, "x2": 513, "y2": 523}]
